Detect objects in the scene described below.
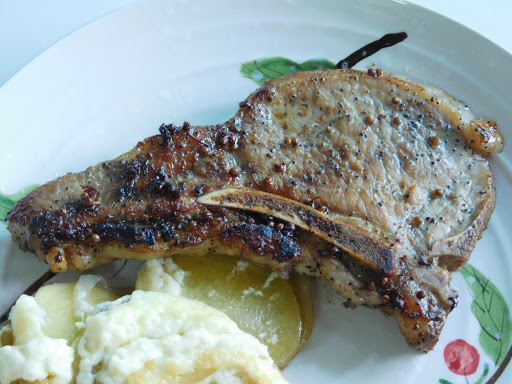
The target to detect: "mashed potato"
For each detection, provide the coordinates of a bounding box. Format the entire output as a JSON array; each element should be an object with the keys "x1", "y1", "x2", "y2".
[
  {"x1": 0, "y1": 276, "x2": 287, "y2": 384},
  {"x1": 0, "y1": 295, "x2": 74, "y2": 384},
  {"x1": 77, "y1": 291, "x2": 286, "y2": 384}
]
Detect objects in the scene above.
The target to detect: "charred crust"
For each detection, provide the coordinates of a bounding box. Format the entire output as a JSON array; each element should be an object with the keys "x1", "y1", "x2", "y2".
[
  {"x1": 93, "y1": 222, "x2": 157, "y2": 246},
  {"x1": 194, "y1": 185, "x2": 206, "y2": 196},
  {"x1": 80, "y1": 186, "x2": 99, "y2": 207},
  {"x1": 150, "y1": 169, "x2": 183, "y2": 198},
  {"x1": 158, "y1": 123, "x2": 183, "y2": 145},
  {"x1": 29, "y1": 209, "x2": 214, "y2": 252},
  {"x1": 223, "y1": 222, "x2": 301, "y2": 262},
  {"x1": 119, "y1": 160, "x2": 149, "y2": 180},
  {"x1": 117, "y1": 185, "x2": 140, "y2": 201},
  {"x1": 25, "y1": 195, "x2": 304, "y2": 264},
  {"x1": 29, "y1": 211, "x2": 82, "y2": 253}
]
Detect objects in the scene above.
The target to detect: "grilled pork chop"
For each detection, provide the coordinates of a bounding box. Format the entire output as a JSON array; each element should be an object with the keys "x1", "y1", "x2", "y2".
[{"x1": 7, "y1": 69, "x2": 504, "y2": 351}]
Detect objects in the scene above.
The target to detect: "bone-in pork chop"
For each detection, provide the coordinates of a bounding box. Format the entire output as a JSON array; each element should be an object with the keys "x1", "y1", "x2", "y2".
[{"x1": 7, "y1": 69, "x2": 504, "y2": 351}]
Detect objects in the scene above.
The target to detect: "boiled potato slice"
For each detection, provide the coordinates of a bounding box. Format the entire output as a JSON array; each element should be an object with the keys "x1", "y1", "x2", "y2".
[
  {"x1": 291, "y1": 270, "x2": 314, "y2": 357},
  {"x1": 33, "y1": 279, "x2": 122, "y2": 344},
  {"x1": 33, "y1": 283, "x2": 76, "y2": 343},
  {"x1": 0, "y1": 324, "x2": 13, "y2": 347},
  {"x1": 0, "y1": 278, "x2": 124, "y2": 384},
  {"x1": 136, "y1": 254, "x2": 313, "y2": 368}
]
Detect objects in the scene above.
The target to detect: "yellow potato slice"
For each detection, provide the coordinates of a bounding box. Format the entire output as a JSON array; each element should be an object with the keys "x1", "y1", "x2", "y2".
[
  {"x1": 0, "y1": 279, "x2": 120, "y2": 348},
  {"x1": 136, "y1": 254, "x2": 313, "y2": 368},
  {"x1": 33, "y1": 283, "x2": 76, "y2": 343},
  {"x1": 0, "y1": 324, "x2": 13, "y2": 347},
  {"x1": 0, "y1": 278, "x2": 125, "y2": 384},
  {"x1": 35, "y1": 281, "x2": 121, "y2": 344}
]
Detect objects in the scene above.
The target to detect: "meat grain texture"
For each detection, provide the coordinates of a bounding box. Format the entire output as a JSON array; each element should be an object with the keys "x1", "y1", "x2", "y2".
[{"x1": 7, "y1": 69, "x2": 505, "y2": 351}]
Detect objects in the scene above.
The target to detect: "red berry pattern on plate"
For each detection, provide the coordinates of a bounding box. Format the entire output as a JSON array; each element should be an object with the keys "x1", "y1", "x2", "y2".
[{"x1": 444, "y1": 339, "x2": 480, "y2": 376}]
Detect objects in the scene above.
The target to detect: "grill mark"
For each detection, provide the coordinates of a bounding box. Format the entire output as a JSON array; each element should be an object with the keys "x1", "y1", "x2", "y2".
[
  {"x1": 223, "y1": 222, "x2": 301, "y2": 262},
  {"x1": 27, "y1": 202, "x2": 302, "y2": 263}
]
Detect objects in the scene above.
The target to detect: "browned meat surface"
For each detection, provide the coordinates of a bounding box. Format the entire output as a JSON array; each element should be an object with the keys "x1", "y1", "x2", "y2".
[{"x1": 7, "y1": 69, "x2": 504, "y2": 351}]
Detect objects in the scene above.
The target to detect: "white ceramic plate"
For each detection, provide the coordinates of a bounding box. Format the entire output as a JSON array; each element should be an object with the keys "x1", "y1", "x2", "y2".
[{"x1": 1, "y1": 0, "x2": 511, "y2": 382}]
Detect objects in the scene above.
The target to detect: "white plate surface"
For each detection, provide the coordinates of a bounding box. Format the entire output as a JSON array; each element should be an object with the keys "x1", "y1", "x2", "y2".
[{"x1": 0, "y1": 0, "x2": 511, "y2": 383}]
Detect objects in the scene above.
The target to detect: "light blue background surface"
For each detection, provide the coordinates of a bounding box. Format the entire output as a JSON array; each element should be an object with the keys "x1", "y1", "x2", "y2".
[
  {"x1": 0, "y1": 0, "x2": 510, "y2": 86},
  {"x1": 0, "y1": 0, "x2": 135, "y2": 86}
]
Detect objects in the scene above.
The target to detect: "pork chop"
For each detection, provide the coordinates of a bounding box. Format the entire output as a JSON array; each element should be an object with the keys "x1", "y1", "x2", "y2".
[{"x1": 7, "y1": 69, "x2": 504, "y2": 351}]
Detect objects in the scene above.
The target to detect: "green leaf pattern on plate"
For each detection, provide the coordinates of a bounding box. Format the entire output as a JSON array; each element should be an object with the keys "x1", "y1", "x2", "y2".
[
  {"x1": 0, "y1": 185, "x2": 40, "y2": 224},
  {"x1": 241, "y1": 57, "x2": 336, "y2": 86},
  {"x1": 461, "y1": 264, "x2": 512, "y2": 366},
  {"x1": 474, "y1": 363, "x2": 490, "y2": 384}
]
